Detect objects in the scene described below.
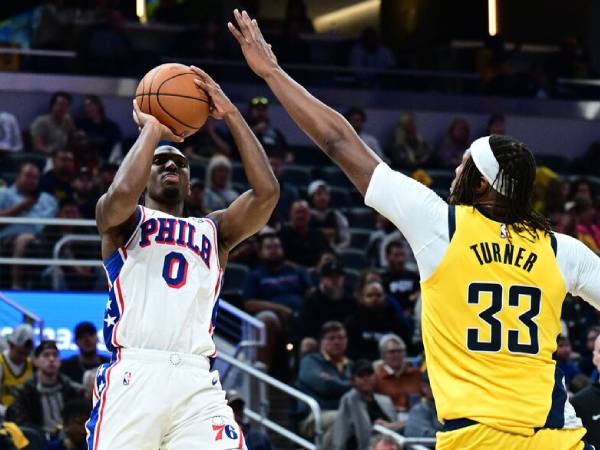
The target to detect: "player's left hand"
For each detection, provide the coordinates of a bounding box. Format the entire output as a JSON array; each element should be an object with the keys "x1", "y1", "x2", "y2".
[{"x1": 190, "y1": 66, "x2": 238, "y2": 120}]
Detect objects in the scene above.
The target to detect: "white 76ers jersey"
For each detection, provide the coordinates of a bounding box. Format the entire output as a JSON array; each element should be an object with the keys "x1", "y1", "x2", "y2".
[{"x1": 102, "y1": 205, "x2": 223, "y2": 357}]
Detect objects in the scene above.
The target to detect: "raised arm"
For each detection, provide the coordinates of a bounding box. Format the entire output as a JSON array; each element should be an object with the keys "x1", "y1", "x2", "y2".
[
  {"x1": 95, "y1": 102, "x2": 183, "y2": 236},
  {"x1": 191, "y1": 67, "x2": 279, "y2": 260},
  {"x1": 228, "y1": 9, "x2": 381, "y2": 196}
]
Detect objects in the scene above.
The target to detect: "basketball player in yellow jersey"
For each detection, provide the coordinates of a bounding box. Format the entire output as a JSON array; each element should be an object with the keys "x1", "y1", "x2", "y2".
[{"x1": 228, "y1": 10, "x2": 600, "y2": 449}]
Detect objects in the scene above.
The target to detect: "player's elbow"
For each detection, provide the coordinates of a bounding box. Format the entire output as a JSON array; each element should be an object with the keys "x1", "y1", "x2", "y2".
[{"x1": 256, "y1": 177, "x2": 280, "y2": 207}]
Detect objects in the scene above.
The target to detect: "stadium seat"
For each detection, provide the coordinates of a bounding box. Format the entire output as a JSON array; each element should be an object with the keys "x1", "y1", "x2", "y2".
[
  {"x1": 337, "y1": 248, "x2": 368, "y2": 271},
  {"x1": 291, "y1": 145, "x2": 330, "y2": 165},
  {"x1": 346, "y1": 207, "x2": 375, "y2": 228},
  {"x1": 189, "y1": 161, "x2": 206, "y2": 181},
  {"x1": 318, "y1": 166, "x2": 353, "y2": 189},
  {"x1": 344, "y1": 268, "x2": 360, "y2": 294},
  {"x1": 349, "y1": 228, "x2": 373, "y2": 249},
  {"x1": 231, "y1": 162, "x2": 246, "y2": 184},
  {"x1": 280, "y1": 165, "x2": 312, "y2": 188},
  {"x1": 535, "y1": 154, "x2": 570, "y2": 173},
  {"x1": 426, "y1": 169, "x2": 455, "y2": 191},
  {"x1": 221, "y1": 263, "x2": 249, "y2": 307},
  {"x1": 329, "y1": 187, "x2": 352, "y2": 208}
]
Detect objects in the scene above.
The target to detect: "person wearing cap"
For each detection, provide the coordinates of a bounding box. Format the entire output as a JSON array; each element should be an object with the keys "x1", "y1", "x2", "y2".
[
  {"x1": 60, "y1": 322, "x2": 109, "y2": 384},
  {"x1": 226, "y1": 390, "x2": 273, "y2": 450},
  {"x1": 203, "y1": 154, "x2": 239, "y2": 212},
  {"x1": 368, "y1": 434, "x2": 402, "y2": 450},
  {"x1": 380, "y1": 240, "x2": 420, "y2": 313},
  {"x1": 307, "y1": 180, "x2": 350, "y2": 249},
  {"x1": 7, "y1": 341, "x2": 83, "y2": 438},
  {"x1": 296, "y1": 260, "x2": 355, "y2": 341},
  {"x1": 0, "y1": 325, "x2": 34, "y2": 413},
  {"x1": 404, "y1": 372, "x2": 442, "y2": 438},
  {"x1": 71, "y1": 165, "x2": 99, "y2": 219},
  {"x1": 278, "y1": 199, "x2": 331, "y2": 267},
  {"x1": 296, "y1": 321, "x2": 353, "y2": 447},
  {"x1": 246, "y1": 96, "x2": 288, "y2": 158},
  {"x1": 332, "y1": 359, "x2": 400, "y2": 450}
]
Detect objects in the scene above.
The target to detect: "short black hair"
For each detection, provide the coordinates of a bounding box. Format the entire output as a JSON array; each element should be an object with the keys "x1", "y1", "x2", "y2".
[
  {"x1": 49, "y1": 91, "x2": 72, "y2": 110},
  {"x1": 63, "y1": 398, "x2": 91, "y2": 424},
  {"x1": 17, "y1": 161, "x2": 41, "y2": 175},
  {"x1": 319, "y1": 321, "x2": 345, "y2": 340},
  {"x1": 51, "y1": 148, "x2": 74, "y2": 158},
  {"x1": 258, "y1": 233, "x2": 280, "y2": 249},
  {"x1": 384, "y1": 240, "x2": 403, "y2": 256},
  {"x1": 75, "y1": 321, "x2": 97, "y2": 340}
]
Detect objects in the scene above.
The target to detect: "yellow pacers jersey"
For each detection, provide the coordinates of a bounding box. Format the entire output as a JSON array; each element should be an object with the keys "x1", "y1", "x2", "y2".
[
  {"x1": 421, "y1": 205, "x2": 567, "y2": 436},
  {"x1": 0, "y1": 353, "x2": 33, "y2": 407}
]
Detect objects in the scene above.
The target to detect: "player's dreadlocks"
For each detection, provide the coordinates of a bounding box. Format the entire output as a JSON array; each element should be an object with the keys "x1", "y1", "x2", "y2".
[{"x1": 449, "y1": 134, "x2": 552, "y2": 240}]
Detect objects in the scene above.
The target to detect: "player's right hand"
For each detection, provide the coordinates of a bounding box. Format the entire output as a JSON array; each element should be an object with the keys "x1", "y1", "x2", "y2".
[
  {"x1": 132, "y1": 99, "x2": 184, "y2": 143},
  {"x1": 228, "y1": 9, "x2": 279, "y2": 79}
]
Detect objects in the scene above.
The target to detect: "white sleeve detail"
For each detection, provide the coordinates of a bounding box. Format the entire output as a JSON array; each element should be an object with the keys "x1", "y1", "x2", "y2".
[
  {"x1": 364, "y1": 163, "x2": 450, "y2": 279},
  {"x1": 555, "y1": 232, "x2": 600, "y2": 310}
]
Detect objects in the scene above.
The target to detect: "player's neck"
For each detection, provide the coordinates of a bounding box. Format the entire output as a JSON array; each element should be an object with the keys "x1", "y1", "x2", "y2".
[{"x1": 145, "y1": 198, "x2": 185, "y2": 217}]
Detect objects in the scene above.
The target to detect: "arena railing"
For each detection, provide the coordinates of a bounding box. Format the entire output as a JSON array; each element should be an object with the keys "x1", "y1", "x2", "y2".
[
  {"x1": 372, "y1": 423, "x2": 436, "y2": 449},
  {"x1": 0, "y1": 216, "x2": 265, "y2": 361},
  {"x1": 0, "y1": 291, "x2": 44, "y2": 345},
  {"x1": 217, "y1": 351, "x2": 323, "y2": 450}
]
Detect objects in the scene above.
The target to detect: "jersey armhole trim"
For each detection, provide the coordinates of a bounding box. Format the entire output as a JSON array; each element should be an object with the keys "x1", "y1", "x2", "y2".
[
  {"x1": 448, "y1": 205, "x2": 456, "y2": 241},
  {"x1": 550, "y1": 232, "x2": 557, "y2": 256},
  {"x1": 123, "y1": 205, "x2": 144, "y2": 250}
]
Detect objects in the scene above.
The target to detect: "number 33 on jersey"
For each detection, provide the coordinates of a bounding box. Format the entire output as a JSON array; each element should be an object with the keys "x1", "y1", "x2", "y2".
[{"x1": 102, "y1": 206, "x2": 223, "y2": 357}]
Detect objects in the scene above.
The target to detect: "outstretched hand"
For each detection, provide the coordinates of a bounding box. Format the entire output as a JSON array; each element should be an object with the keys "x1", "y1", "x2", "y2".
[
  {"x1": 190, "y1": 66, "x2": 238, "y2": 120},
  {"x1": 228, "y1": 9, "x2": 279, "y2": 79},
  {"x1": 132, "y1": 99, "x2": 184, "y2": 143}
]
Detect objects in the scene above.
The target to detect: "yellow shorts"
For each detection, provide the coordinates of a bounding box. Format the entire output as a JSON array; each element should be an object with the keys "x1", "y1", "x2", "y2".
[{"x1": 436, "y1": 423, "x2": 589, "y2": 450}]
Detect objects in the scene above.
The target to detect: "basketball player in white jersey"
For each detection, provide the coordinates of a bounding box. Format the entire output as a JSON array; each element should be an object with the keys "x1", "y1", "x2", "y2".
[{"x1": 86, "y1": 67, "x2": 279, "y2": 450}]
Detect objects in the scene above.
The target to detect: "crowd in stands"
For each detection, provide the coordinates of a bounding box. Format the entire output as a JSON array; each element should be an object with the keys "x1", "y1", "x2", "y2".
[
  {"x1": 1, "y1": 86, "x2": 600, "y2": 449},
  {"x1": 3, "y1": 1, "x2": 599, "y2": 98}
]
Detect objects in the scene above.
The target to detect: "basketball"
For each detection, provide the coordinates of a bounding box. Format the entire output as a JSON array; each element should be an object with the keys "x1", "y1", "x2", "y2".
[{"x1": 135, "y1": 63, "x2": 210, "y2": 137}]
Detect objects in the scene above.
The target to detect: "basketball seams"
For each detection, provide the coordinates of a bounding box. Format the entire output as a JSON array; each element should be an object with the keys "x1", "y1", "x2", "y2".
[
  {"x1": 135, "y1": 93, "x2": 209, "y2": 103},
  {"x1": 155, "y1": 96, "x2": 201, "y2": 131},
  {"x1": 147, "y1": 67, "x2": 161, "y2": 115},
  {"x1": 157, "y1": 72, "x2": 209, "y2": 101}
]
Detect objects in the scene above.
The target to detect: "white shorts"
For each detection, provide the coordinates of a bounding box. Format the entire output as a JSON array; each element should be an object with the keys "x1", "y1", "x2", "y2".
[{"x1": 85, "y1": 348, "x2": 247, "y2": 450}]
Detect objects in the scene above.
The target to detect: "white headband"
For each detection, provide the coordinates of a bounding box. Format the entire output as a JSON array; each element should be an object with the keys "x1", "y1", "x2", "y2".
[{"x1": 469, "y1": 136, "x2": 509, "y2": 196}]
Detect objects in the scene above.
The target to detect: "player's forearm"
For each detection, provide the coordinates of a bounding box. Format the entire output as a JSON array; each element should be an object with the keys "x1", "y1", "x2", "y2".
[
  {"x1": 97, "y1": 123, "x2": 162, "y2": 231},
  {"x1": 263, "y1": 67, "x2": 354, "y2": 158},
  {"x1": 224, "y1": 109, "x2": 279, "y2": 201}
]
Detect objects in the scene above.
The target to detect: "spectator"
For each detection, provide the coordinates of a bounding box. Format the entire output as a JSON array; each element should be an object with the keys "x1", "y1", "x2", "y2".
[
  {"x1": 345, "y1": 107, "x2": 385, "y2": 161},
  {"x1": 404, "y1": 372, "x2": 442, "y2": 438},
  {"x1": 350, "y1": 27, "x2": 395, "y2": 72},
  {"x1": 44, "y1": 398, "x2": 89, "y2": 450},
  {"x1": 39, "y1": 149, "x2": 76, "y2": 203},
  {"x1": 0, "y1": 162, "x2": 58, "y2": 289},
  {"x1": 571, "y1": 333, "x2": 600, "y2": 450},
  {"x1": 373, "y1": 334, "x2": 421, "y2": 413},
  {"x1": 581, "y1": 326, "x2": 600, "y2": 379},
  {"x1": 346, "y1": 281, "x2": 412, "y2": 360},
  {"x1": 569, "y1": 179, "x2": 596, "y2": 204},
  {"x1": 0, "y1": 111, "x2": 23, "y2": 154},
  {"x1": 76, "y1": 94, "x2": 122, "y2": 162},
  {"x1": 388, "y1": 112, "x2": 432, "y2": 169},
  {"x1": 183, "y1": 117, "x2": 232, "y2": 161},
  {"x1": 203, "y1": 155, "x2": 238, "y2": 212},
  {"x1": 226, "y1": 390, "x2": 273, "y2": 450},
  {"x1": 556, "y1": 335, "x2": 581, "y2": 386},
  {"x1": 297, "y1": 322, "x2": 353, "y2": 448},
  {"x1": 368, "y1": 435, "x2": 402, "y2": 450},
  {"x1": 71, "y1": 167, "x2": 99, "y2": 219},
  {"x1": 366, "y1": 213, "x2": 416, "y2": 271},
  {"x1": 308, "y1": 180, "x2": 350, "y2": 249},
  {"x1": 97, "y1": 162, "x2": 118, "y2": 195},
  {"x1": 81, "y1": 369, "x2": 96, "y2": 402},
  {"x1": 186, "y1": 178, "x2": 208, "y2": 217},
  {"x1": 332, "y1": 360, "x2": 400, "y2": 450},
  {"x1": 559, "y1": 197, "x2": 600, "y2": 254},
  {"x1": 267, "y1": 149, "x2": 299, "y2": 227},
  {"x1": 69, "y1": 130, "x2": 98, "y2": 174},
  {"x1": 30, "y1": 92, "x2": 76, "y2": 158},
  {"x1": 0, "y1": 325, "x2": 34, "y2": 415},
  {"x1": 7, "y1": 341, "x2": 82, "y2": 438},
  {"x1": 246, "y1": 97, "x2": 288, "y2": 157},
  {"x1": 541, "y1": 177, "x2": 569, "y2": 227},
  {"x1": 60, "y1": 322, "x2": 109, "y2": 384},
  {"x1": 486, "y1": 113, "x2": 507, "y2": 135},
  {"x1": 297, "y1": 261, "x2": 356, "y2": 342},
  {"x1": 278, "y1": 200, "x2": 331, "y2": 267},
  {"x1": 243, "y1": 234, "x2": 311, "y2": 371},
  {"x1": 437, "y1": 118, "x2": 470, "y2": 169},
  {"x1": 380, "y1": 241, "x2": 420, "y2": 313}
]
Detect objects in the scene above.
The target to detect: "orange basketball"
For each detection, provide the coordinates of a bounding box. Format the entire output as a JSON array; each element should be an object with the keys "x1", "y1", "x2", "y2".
[{"x1": 135, "y1": 63, "x2": 209, "y2": 137}]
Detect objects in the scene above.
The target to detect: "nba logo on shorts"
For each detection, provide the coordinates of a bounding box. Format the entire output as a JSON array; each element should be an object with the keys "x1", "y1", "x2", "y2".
[
  {"x1": 500, "y1": 224, "x2": 508, "y2": 239},
  {"x1": 123, "y1": 371, "x2": 132, "y2": 386}
]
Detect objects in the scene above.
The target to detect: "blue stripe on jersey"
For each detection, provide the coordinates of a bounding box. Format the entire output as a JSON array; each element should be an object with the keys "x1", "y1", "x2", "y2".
[
  {"x1": 85, "y1": 361, "x2": 112, "y2": 449},
  {"x1": 103, "y1": 250, "x2": 124, "y2": 286},
  {"x1": 544, "y1": 365, "x2": 567, "y2": 428},
  {"x1": 103, "y1": 288, "x2": 121, "y2": 354}
]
